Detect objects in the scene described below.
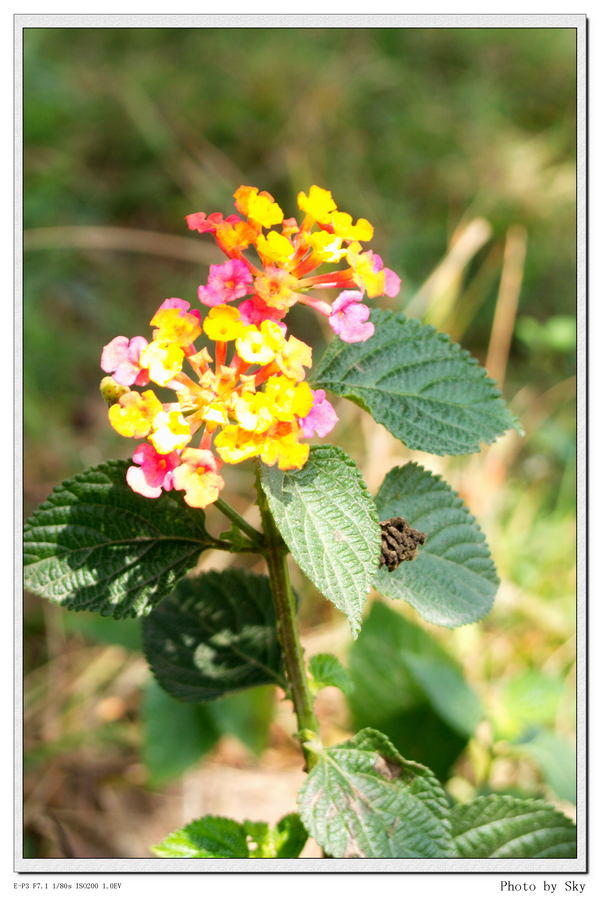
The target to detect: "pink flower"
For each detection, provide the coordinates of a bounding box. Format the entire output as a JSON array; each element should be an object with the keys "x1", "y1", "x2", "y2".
[
  {"x1": 154, "y1": 297, "x2": 202, "y2": 322},
  {"x1": 383, "y1": 268, "x2": 401, "y2": 297},
  {"x1": 238, "y1": 295, "x2": 288, "y2": 333},
  {"x1": 186, "y1": 211, "x2": 242, "y2": 233},
  {"x1": 197, "y1": 259, "x2": 254, "y2": 307},
  {"x1": 126, "y1": 443, "x2": 181, "y2": 499},
  {"x1": 186, "y1": 211, "x2": 224, "y2": 233},
  {"x1": 371, "y1": 254, "x2": 401, "y2": 298},
  {"x1": 101, "y1": 335, "x2": 150, "y2": 387},
  {"x1": 298, "y1": 389, "x2": 339, "y2": 438},
  {"x1": 329, "y1": 291, "x2": 375, "y2": 343}
]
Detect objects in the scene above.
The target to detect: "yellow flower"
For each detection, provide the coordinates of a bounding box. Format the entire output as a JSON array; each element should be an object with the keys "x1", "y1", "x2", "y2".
[
  {"x1": 202, "y1": 305, "x2": 245, "y2": 342},
  {"x1": 346, "y1": 242, "x2": 386, "y2": 298},
  {"x1": 139, "y1": 341, "x2": 185, "y2": 386},
  {"x1": 150, "y1": 306, "x2": 201, "y2": 346},
  {"x1": 255, "y1": 231, "x2": 296, "y2": 266},
  {"x1": 235, "y1": 324, "x2": 281, "y2": 365},
  {"x1": 305, "y1": 230, "x2": 347, "y2": 263},
  {"x1": 330, "y1": 211, "x2": 374, "y2": 243},
  {"x1": 150, "y1": 410, "x2": 192, "y2": 454},
  {"x1": 297, "y1": 185, "x2": 337, "y2": 224},
  {"x1": 172, "y1": 448, "x2": 225, "y2": 508},
  {"x1": 108, "y1": 389, "x2": 163, "y2": 439},
  {"x1": 259, "y1": 421, "x2": 310, "y2": 470},
  {"x1": 275, "y1": 335, "x2": 313, "y2": 382},
  {"x1": 214, "y1": 425, "x2": 264, "y2": 464},
  {"x1": 246, "y1": 191, "x2": 284, "y2": 229},
  {"x1": 264, "y1": 375, "x2": 313, "y2": 422},
  {"x1": 234, "y1": 392, "x2": 275, "y2": 434},
  {"x1": 202, "y1": 402, "x2": 229, "y2": 426}
]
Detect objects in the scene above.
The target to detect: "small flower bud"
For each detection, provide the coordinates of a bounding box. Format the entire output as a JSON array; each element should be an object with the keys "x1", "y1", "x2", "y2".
[{"x1": 100, "y1": 376, "x2": 130, "y2": 407}]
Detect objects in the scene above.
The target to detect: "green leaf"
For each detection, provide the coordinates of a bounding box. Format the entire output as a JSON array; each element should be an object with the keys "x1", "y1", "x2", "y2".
[
  {"x1": 401, "y1": 653, "x2": 482, "y2": 738},
  {"x1": 151, "y1": 815, "x2": 250, "y2": 858},
  {"x1": 374, "y1": 463, "x2": 499, "y2": 627},
  {"x1": 63, "y1": 610, "x2": 143, "y2": 651},
  {"x1": 142, "y1": 568, "x2": 287, "y2": 703},
  {"x1": 309, "y1": 653, "x2": 354, "y2": 696},
  {"x1": 311, "y1": 309, "x2": 521, "y2": 456},
  {"x1": 23, "y1": 460, "x2": 217, "y2": 618},
  {"x1": 141, "y1": 682, "x2": 274, "y2": 786},
  {"x1": 242, "y1": 820, "x2": 271, "y2": 857},
  {"x1": 243, "y1": 814, "x2": 308, "y2": 858},
  {"x1": 218, "y1": 522, "x2": 253, "y2": 553},
  {"x1": 259, "y1": 445, "x2": 380, "y2": 638},
  {"x1": 269, "y1": 813, "x2": 309, "y2": 859},
  {"x1": 495, "y1": 670, "x2": 566, "y2": 740},
  {"x1": 141, "y1": 679, "x2": 220, "y2": 787},
  {"x1": 298, "y1": 728, "x2": 453, "y2": 858},
  {"x1": 348, "y1": 601, "x2": 477, "y2": 779},
  {"x1": 450, "y1": 795, "x2": 576, "y2": 858},
  {"x1": 209, "y1": 686, "x2": 274, "y2": 757},
  {"x1": 515, "y1": 729, "x2": 576, "y2": 804},
  {"x1": 151, "y1": 813, "x2": 308, "y2": 859}
]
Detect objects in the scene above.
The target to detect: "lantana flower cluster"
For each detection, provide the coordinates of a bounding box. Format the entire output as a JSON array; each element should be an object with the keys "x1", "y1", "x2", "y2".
[{"x1": 100, "y1": 185, "x2": 400, "y2": 509}]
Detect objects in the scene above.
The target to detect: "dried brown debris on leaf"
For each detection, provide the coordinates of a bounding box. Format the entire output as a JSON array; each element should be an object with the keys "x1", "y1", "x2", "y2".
[{"x1": 378, "y1": 517, "x2": 426, "y2": 572}]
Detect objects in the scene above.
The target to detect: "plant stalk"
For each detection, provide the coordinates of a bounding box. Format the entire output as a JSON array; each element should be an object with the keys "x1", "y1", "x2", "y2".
[
  {"x1": 256, "y1": 472, "x2": 320, "y2": 771},
  {"x1": 214, "y1": 496, "x2": 264, "y2": 545}
]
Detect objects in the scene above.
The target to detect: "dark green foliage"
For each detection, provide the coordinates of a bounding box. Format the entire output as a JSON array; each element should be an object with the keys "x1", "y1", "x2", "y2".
[
  {"x1": 141, "y1": 680, "x2": 220, "y2": 786},
  {"x1": 23, "y1": 460, "x2": 217, "y2": 618},
  {"x1": 348, "y1": 602, "x2": 481, "y2": 780},
  {"x1": 141, "y1": 680, "x2": 275, "y2": 786},
  {"x1": 142, "y1": 569, "x2": 287, "y2": 702}
]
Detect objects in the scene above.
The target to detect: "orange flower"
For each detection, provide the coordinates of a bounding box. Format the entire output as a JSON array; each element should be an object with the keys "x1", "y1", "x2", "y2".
[
  {"x1": 253, "y1": 267, "x2": 299, "y2": 312},
  {"x1": 215, "y1": 219, "x2": 259, "y2": 253}
]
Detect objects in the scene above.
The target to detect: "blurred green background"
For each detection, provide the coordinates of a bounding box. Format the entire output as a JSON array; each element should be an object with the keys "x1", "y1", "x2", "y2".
[{"x1": 23, "y1": 26, "x2": 577, "y2": 858}]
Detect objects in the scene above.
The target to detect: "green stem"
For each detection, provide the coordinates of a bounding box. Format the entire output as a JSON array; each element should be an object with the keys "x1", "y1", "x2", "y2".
[
  {"x1": 214, "y1": 496, "x2": 264, "y2": 545},
  {"x1": 256, "y1": 472, "x2": 320, "y2": 771}
]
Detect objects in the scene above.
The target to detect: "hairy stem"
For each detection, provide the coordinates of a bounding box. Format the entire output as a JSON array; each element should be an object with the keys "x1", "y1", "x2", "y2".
[{"x1": 256, "y1": 472, "x2": 320, "y2": 771}]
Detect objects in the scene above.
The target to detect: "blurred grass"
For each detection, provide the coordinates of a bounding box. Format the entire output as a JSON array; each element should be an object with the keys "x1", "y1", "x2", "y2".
[{"x1": 22, "y1": 26, "x2": 577, "y2": 857}]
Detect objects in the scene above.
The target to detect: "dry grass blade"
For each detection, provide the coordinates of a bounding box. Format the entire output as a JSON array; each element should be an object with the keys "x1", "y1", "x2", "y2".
[
  {"x1": 486, "y1": 224, "x2": 528, "y2": 389},
  {"x1": 403, "y1": 218, "x2": 493, "y2": 323},
  {"x1": 23, "y1": 226, "x2": 221, "y2": 265}
]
